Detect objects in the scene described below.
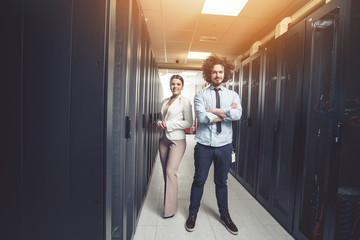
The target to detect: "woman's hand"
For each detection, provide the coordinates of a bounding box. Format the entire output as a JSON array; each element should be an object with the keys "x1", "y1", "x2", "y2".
[{"x1": 156, "y1": 121, "x2": 166, "y2": 130}]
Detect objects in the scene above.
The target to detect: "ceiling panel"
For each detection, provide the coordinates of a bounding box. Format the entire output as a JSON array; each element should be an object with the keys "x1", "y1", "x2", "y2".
[
  {"x1": 189, "y1": 42, "x2": 217, "y2": 52},
  {"x1": 154, "y1": 56, "x2": 166, "y2": 62},
  {"x1": 139, "y1": 0, "x2": 317, "y2": 70},
  {"x1": 239, "y1": 0, "x2": 293, "y2": 19},
  {"x1": 165, "y1": 29, "x2": 194, "y2": 42},
  {"x1": 139, "y1": 0, "x2": 161, "y2": 11},
  {"x1": 162, "y1": 0, "x2": 205, "y2": 13},
  {"x1": 220, "y1": 33, "x2": 254, "y2": 45},
  {"x1": 228, "y1": 18, "x2": 272, "y2": 34},
  {"x1": 166, "y1": 41, "x2": 191, "y2": 51},
  {"x1": 153, "y1": 50, "x2": 166, "y2": 61},
  {"x1": 192, "y1": 31, "x2": 225, "y2": 44},
  {"x1": 197, "y1": 15, "x2": 237, "y2": 32},
  {"x1": 166, "y1": 50, "x2": 188, "y2": 59},
  {"x1": 164, "y1": 12, "x2": 199, "y2": 30},
  {"x1": 147, "y1": 28, "x2": 164, "y2": 50},
  {"x1": 143, "y1": 10, "x2": 163, "y2": 29},
  {"x1": 213, "y1": 44, "x2": 242, "y2": 55}
]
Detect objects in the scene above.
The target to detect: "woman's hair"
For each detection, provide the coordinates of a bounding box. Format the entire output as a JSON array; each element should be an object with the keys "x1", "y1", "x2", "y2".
[
  {"x1": 170, "y1": 74, "x2": 184, "y2": 86},
  {"x1": 201, "y1": 54, "x2": 234, "y2": 83}
]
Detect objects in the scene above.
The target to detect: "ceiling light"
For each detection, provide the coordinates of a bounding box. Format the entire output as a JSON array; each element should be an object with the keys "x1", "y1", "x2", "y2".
[
  {"x1": 187, "y1": 51, "x2": 211, "y2": 59},
  {"x1": 199, "y1": 36, "x2": 217, "y2": 42},
  {"x1": 201, "y1": 0, "x2": 248, "y2": 16}
]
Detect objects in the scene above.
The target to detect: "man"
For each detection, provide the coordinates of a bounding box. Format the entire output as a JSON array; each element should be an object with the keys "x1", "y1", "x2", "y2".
[{"x1": 185, "y1": 54, "x2": 242, "y2": 235}]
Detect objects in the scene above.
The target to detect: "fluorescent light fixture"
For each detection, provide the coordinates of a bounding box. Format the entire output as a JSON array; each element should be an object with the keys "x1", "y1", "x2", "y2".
[
  {"x1": 199, "y1": 36, "x2": 217, "y2": 42},
  {"x1": 187, "y1": 51, "x2": 211, "y2": 59},
  {"x1": 201, "y1": 0, "x2": 248, "y2": 16}
]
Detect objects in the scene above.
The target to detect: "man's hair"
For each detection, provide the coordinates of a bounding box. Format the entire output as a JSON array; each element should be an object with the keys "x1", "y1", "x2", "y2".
[{"x1": 201, "y1": 54, "x2": 235, "y2": 83}]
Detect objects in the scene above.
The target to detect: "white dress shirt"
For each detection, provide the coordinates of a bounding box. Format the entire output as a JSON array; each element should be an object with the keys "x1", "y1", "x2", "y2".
[{"x1": 194, "y1": 85, "x2": 242, "y2": 147}]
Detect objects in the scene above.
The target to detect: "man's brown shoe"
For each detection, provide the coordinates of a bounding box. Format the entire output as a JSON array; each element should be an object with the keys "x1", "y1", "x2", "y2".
[
  {"x1": 220, "y1": 212, "x2": 238, "y2": 235},
  {"x1": 185, "y1": 212, "x2": 197, "y2": 232}
]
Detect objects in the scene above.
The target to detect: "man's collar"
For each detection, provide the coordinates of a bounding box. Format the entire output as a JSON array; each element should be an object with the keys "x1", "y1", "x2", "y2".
[{"x1": 210, "y1": 84, "x2": 224, "y2": 90}]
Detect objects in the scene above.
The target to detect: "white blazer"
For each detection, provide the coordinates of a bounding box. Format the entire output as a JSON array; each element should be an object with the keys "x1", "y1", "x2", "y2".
[{"x1": 158, "y1": 95, "x2": 193, "y2": 140}]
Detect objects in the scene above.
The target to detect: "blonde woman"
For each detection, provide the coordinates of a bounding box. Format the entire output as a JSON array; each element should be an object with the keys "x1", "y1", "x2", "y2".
[{"x1": 156, "y1": 74, "x2": 193, "y2": 218}]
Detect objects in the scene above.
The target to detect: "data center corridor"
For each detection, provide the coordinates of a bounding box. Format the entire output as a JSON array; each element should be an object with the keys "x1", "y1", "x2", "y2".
[{"x1": 133, "y1": 135, "x2": 294, "y2": 240}]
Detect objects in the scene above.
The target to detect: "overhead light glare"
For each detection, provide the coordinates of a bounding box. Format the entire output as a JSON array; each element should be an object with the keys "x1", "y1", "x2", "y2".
[
  {"x1": 187, "y1": 51, "x2": 211, "y2": 59},
  {"x1": 201, "y1": 0, "x2": 248, "y2": 16}
]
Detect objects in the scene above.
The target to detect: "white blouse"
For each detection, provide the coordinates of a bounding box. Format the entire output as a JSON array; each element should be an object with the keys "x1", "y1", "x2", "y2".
[{"x1": 158, "y1": 95, "x2": 193, "y2": 140}]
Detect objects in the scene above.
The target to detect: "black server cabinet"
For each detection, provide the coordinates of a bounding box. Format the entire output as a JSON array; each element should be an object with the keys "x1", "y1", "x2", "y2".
[
  {"x1": 107, "y1": 1, "x2": 161, "y2": 239},
  {"x1": 4, "y1": 0, "x2": 110, "y2": 239},
  {"x1": 293, "y1": 1, "x2": 343, "y2": 239},
  {"x1": 237, "y1": 60, "x2": 250, "y2": 189},
  {"x1": 230, "y1": 69, "x2": 241, "y2": 175},
  {"x1": 332, "y1": 0, "x2": 360, "y2": 239},
  {"x1": 4, "y1": 0, "x2": 161, "y2": 240},
  {"x1": 236, "y1": 54, "x2": 262, "y2": 195},
  {"x1": 143, "y1": 40, "x2": 150, "y2": 184},
  {"x1": 246, "y1": 56, "x2": 262, "y2": 194},
  {"x1": 135, "y1": 22, "x2": 149, "y2": 218},
  {"x1": 124, "y1": 0, "x2": 141, "y2": 238},
  {"x1": 257, "y1": 42, "x2": 278, "y2": 210},
  {"x1": 232, "y1": 1, "x2": 360, "y2": 239},
  {"x1": 146, "y1": 56, "x2": 152, "y2": 181},
  {"x1": 255, "y1": 19, "x2": 305, "y2": 232},
  {"x1": 271, "y1": 20, "x2": 306, "y2": 231},
  {"x1": 108, "y1": 0, "x2": 130, "y2": 239}
]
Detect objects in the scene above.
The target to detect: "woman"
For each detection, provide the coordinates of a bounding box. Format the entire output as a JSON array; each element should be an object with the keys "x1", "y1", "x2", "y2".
[{"x1": 156, "y1": 74, "x2": 193, "y2": 218}]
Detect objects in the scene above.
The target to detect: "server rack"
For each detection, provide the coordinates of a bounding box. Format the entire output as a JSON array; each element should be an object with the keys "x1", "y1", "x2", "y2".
[
  {"x1": 333, "y1": 1, "x2": 360, "y2": 240},
  {"x1": 234, "y1": 52, "x2": 263, "y2": 196},
  {"x1": 232, "y1": 0, "x2": 360, "y2": 239},
  {"x1": 249, "y1": 17, "x2": 306, "y2": 233},
  {"x1": 229, "y1": 69, "x2": 241, "y2": 175},
  {"x1": 256, "y1": 42, "x2": 278, "y2": 212},
  {"x1": 236, "y1": 58, "x2": 250, "y2": 191},
  {"x1": 294, "y1": 1, "x2": 343, "y2": 239},
  {"x1": 108, "y1": 1, "x2": 162, "y2": 239},
  {"x1": 271, "y1": 18, "x2": 306, "y2": 231},
  {"x1": 107, "y1": 0, "x2": 131, "y2": 238},
  {"x1": 3, "y1": 0, "x2": 162, "y2": 240}
]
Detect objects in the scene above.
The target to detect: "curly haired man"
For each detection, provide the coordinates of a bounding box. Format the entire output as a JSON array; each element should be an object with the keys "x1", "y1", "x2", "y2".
[{"x1": 185, "y1": 55, "x2": 242, "y2": 235}]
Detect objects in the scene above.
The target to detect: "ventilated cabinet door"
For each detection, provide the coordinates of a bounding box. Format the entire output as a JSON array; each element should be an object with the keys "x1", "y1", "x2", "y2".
[
  {"x1": 110, "y1": 0, "x2": 130, "y2": 238},
  {"x1": 124, "y1": 1, "x2": 141, "y2": 238},
  {"x1": 236, "y1": 56, "x2": 262, "y2": 195},
  {"x1": 257, "y1": 44, "x2": 278, "y2": 207},
  {"x1": 295, "y1": 6, "x2": 340, "y2": 240},
  {"x1": 334, "y1": 0, "x2": 360, "y2": 239},
  {"x1": 271, "y1": 21, "x2": 305, "y2": 230},
  {"x1": 237, "y1": 62, "x2": 250, "y2": 182},
  {"x1": 231, "y1": 69, "x2": 241, "y2": 174},
  {"x1": 245, "y1": 57, "x2": 261, "y2": 193}
]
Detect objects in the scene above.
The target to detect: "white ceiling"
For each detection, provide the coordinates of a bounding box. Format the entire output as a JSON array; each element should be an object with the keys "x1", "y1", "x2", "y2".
[{"x1": 138, "y1": 0, "x2": 313, "y2": 72}]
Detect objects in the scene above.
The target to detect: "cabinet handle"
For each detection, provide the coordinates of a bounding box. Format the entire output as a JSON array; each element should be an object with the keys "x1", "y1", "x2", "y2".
[
  {"x1": 275, "y1": 118, "x2": 280, "y2": 134},
  {"x1": 335, "y1": 122, "x2": 343, "y2": 143},
  {"x1": 125, "y1": 116, "x2": 131, "y2": 139},
  {"x1": 142, "y1": 114, "x2": 146, "y2": 129},
  {"x1": 247, "y1": 117, "x2": 252, "y2": 127}
]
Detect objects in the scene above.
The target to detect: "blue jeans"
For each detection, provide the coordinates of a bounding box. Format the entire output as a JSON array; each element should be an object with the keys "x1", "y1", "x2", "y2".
[{"x1": 189, "y1": 143, "x2": 232, "y2": 214}]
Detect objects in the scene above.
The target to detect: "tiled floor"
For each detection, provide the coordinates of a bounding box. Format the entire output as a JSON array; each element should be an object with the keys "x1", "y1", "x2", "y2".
[{"x1": 134, "y1": 135, "x2": 294, "y2": 240}]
